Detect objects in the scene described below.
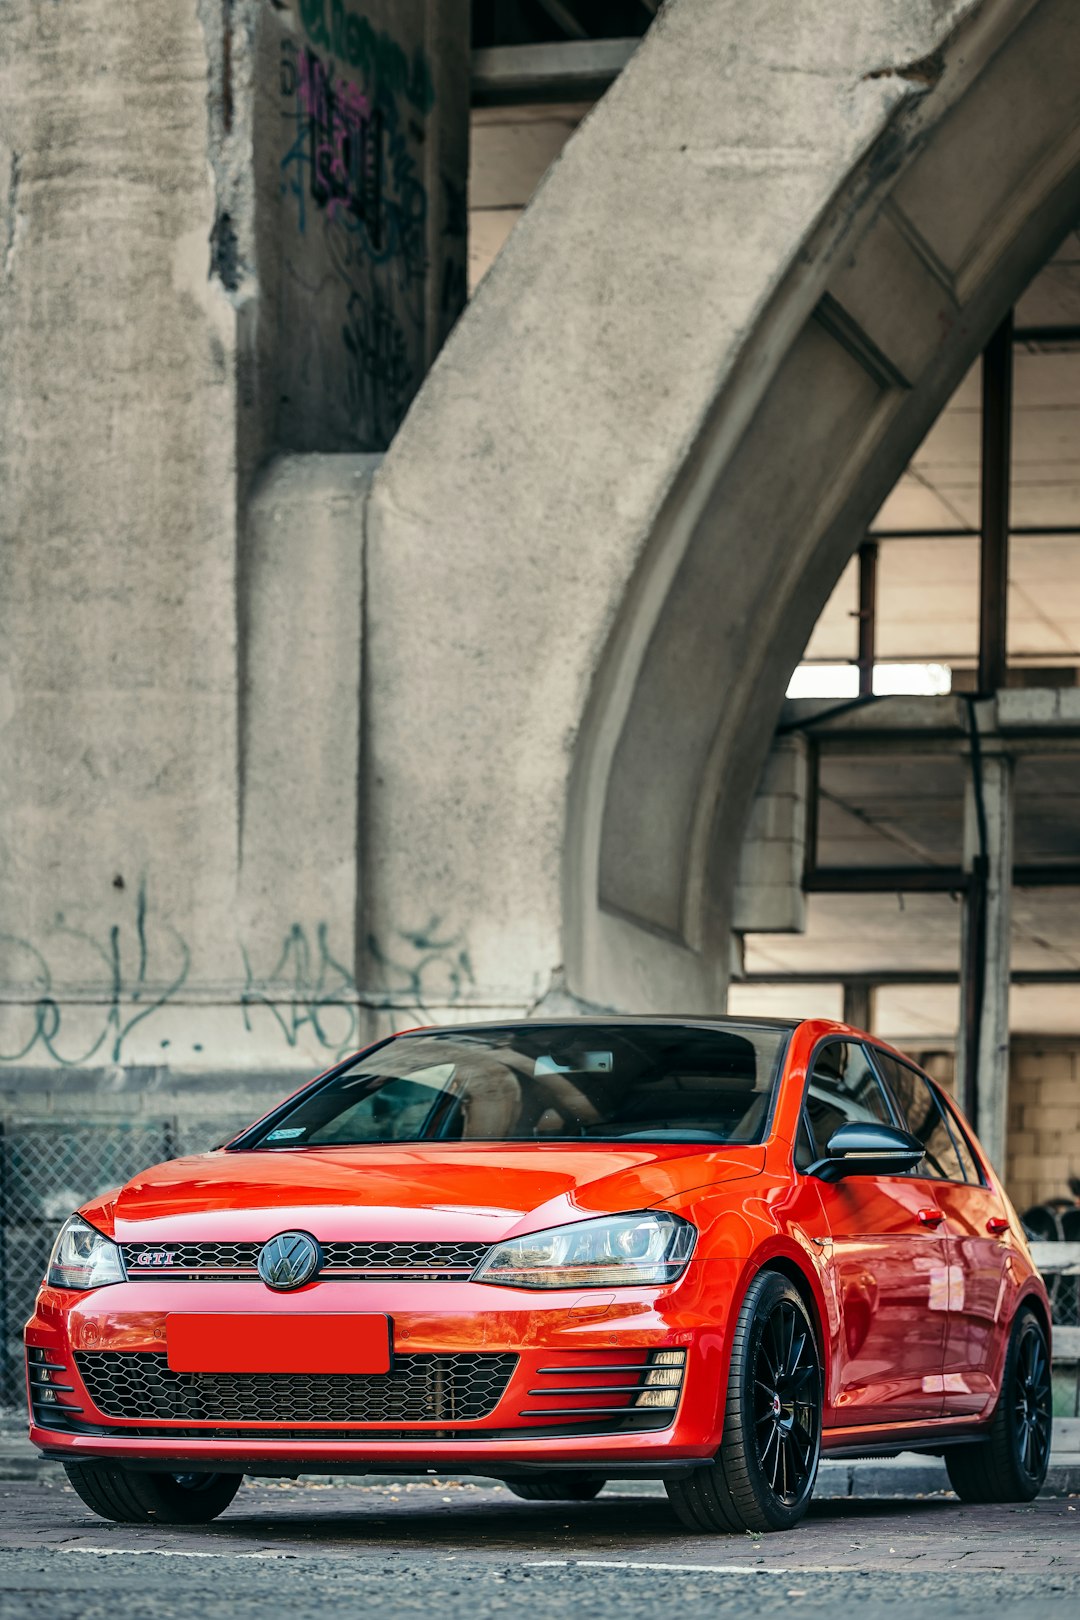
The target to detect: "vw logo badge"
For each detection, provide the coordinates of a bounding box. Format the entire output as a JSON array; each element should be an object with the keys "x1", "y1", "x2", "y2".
[{"x1": 257, "y1": 1231, "x2": 323, "y2": 1291}]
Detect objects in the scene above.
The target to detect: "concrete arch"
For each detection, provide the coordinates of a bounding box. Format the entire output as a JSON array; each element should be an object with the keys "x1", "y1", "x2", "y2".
[{"x1": 366, "y1": 0, "x2": 1080, "y2": 1023}]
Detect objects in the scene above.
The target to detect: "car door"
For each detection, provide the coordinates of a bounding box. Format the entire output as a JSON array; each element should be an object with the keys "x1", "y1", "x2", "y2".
[
  {"x1": 801, "y1": 1040, "x2": 948, "y2": 1426},
  {"x1": 872, "y1": 1051, "x2": 1014, "y2": 1417}
]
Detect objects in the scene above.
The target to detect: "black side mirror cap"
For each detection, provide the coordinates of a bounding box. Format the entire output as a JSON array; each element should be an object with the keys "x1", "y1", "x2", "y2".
[{"x1": 809, "y1": 1121, "x2": 924, "y2": 1182}]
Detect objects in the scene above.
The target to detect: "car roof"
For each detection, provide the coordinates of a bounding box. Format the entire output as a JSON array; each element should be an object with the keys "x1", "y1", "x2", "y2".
[{"x1": 390, "y1": 1014, "x2": 803, "y2": 1035}]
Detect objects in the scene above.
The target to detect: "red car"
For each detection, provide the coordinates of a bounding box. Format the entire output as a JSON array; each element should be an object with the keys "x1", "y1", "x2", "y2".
[{"x1": 26, "y1": 1017, "x2": 1052, "y2": 1533}]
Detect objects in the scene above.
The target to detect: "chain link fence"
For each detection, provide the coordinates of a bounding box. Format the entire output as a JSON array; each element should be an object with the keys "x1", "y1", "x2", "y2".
[{"x1": 0, "y1": 1119, "x2": 176, "y2": 1407}]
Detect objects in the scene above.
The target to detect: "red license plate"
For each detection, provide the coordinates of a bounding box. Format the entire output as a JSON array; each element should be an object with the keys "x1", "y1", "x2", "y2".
[{"x1": 165, "y1": 1314, "x2": 391, "y2": 1375}]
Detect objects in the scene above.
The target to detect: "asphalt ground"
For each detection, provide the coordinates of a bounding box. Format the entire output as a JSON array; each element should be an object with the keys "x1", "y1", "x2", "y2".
[{"x1": 1, "y1": 1474, "x2": 1077, "y2": 1620}]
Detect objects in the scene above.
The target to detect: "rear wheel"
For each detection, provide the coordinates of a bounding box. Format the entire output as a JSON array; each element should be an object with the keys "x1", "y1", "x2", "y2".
[
  {"x1": 945, "y1": 1308, "x2": 1052, "y2": 1503},
  {"x1": 666, "y1": 1270, "x2": 821, "y2": 1534},
  {"x1": 63, "y1": 1462, "x2": 241, "y2": 1524},
  {"x1": 503, "y1": 1473, "x2": 606, "y2": 1501}
]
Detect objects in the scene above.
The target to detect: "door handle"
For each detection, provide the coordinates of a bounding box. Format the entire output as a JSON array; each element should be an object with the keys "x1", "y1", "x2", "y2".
[
  {"x1": 917, "y1": 1206, "x2": 946, "y2": 1227},
  {"x1": 986, "y1": 1215, "x2": 1010, "y2": 1235}
]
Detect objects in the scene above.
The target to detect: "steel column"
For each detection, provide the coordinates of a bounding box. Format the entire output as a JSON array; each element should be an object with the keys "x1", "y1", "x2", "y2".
[{"x1": 978, "y1": 313, "x2": 1014, "y2": 695}]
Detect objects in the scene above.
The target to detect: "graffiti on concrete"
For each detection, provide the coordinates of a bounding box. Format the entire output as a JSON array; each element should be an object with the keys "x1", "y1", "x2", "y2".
[
  {"x1": 281, "y1": 41, "x2": 429, "y2": 289},
  {"x1": 240, "y1": 922, "x2": 359, "y2": 1056},
  {"x1": 297, "y1": 0, "x2": 435, "y2": 116},
  {"x1": 367, "y1": 918, "x2": 475, "y2": 1016},
  {"x1": 0, "y1": 880, "x2": 191, "y2": 1067},
  {"x1": 278, "y1": 11, "x2": 434, "y2": 448},
  {"x1": 342, "y1": 284, "x2": 413, "y2": 448}
]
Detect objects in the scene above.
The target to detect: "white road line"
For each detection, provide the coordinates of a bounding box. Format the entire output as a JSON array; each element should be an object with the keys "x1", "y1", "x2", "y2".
[
  {"x1": 58, "y1": 1546, "x2": 294, "y2": 1560},
  {"x1": 523, "y1": 1559, "x2": 847, "y2": 1574}
]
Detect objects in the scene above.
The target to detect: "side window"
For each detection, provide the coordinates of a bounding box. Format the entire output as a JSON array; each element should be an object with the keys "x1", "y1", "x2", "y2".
[
  {"x1": 804, "y1": 1041, "x2": 895, "y2": 1162},
  {"x1": 873, "y1": 1051, "x2": 967, "y2": 1183},
  {"x1": 941, "y1": 1103, "x2": 983, "y2": 1185}
]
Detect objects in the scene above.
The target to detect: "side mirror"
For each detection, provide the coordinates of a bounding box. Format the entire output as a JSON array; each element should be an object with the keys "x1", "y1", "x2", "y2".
[{"x1": 810, "y1": 1121, "x2": 924, "y2": 1182}]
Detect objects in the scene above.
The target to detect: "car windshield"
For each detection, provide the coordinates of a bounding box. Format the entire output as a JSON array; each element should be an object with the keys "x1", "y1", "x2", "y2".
[{"x1": 239, "y1": 1023, "x2": 791, "y2": 1148}]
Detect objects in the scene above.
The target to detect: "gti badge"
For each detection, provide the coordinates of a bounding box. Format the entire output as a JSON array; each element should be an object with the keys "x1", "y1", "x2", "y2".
[
  {"x1": 135, "y1": 1249, "x2": 175, "y2": 1267},
  {"x1": 257, "y1": 1231, "x2": 323, "y2": 1291}
]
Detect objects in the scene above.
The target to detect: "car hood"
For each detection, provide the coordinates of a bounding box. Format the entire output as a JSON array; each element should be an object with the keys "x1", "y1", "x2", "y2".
[{"x1": 83, "y1": 1142, "x2": 767, "y2": 1245}]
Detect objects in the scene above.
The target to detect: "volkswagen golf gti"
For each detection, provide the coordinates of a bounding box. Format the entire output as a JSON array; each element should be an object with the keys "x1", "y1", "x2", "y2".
[{"x1": 25, "y1": 1017, "x2": 1053, "y2": 1533}]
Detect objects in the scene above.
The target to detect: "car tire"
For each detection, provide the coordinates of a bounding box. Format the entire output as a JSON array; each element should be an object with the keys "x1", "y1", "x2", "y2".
[
  {"x1": 944, "y1": 1307, "x2": 1052, "y2": 1504},
  {"x1": 666, "y1": 1269, "x2": 821, "y2": 1534},
  {"x1": 503, "y1": 1473, "x2": 606, "y2": 1501},
  {"x1": 63, "y1": 1462, "x2": 242, "y2": 1524}
]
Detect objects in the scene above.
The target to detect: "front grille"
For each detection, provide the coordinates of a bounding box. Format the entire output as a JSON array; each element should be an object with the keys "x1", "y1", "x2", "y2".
[
  {"x1": 119, "y1": 1240, "x2": 489, "y2": 1280},
  {"x1": 75, "y1": 1351, "x2": 516, "y2": 1425}
]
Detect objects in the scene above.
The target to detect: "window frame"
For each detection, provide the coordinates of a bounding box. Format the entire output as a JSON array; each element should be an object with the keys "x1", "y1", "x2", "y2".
[
  {"x1": 930, "y1": 1078, "x2": 990, "y2": 1188},
  {"x1": 867, "y1": 1047, "x2": 983, "y2": 1187}
]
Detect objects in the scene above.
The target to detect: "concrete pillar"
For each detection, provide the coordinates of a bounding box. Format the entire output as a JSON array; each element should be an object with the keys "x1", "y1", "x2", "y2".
[
  {"x1": 958, "y1": 708, "x2": 1014, "y2": 1173},
  {"x1": 0, "y1": 1, "x2": 469, "y2": 1083},
  {"x1": 843, "y1": 983, "x2": 875, "y2": 1035}
]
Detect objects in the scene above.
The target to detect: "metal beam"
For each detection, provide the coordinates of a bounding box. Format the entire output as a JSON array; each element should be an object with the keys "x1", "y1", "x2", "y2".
[
  {"x1": 804, "y1": 862, "x2": 1080, "y2": 893},
  {"x1": 869, "y1": 525, "x2": 1080, "y2": 539},
  {"x1": 855, "y1": 540, "x2": 878, "y2": 697},
  {"x1": 978, "y1": 312, "x2": 1014, "y2": 695},
  {"x1": 471, "y1": 40, "x2": 638, "y2": 104},
  {"x1": 740, "y1": 969, "x2": 1080, "y2": 986},
  {"x1": 805, "y1": 866, "x2": 968, "y2": 893},
  {"x1": 535, "y1": 0, "x2": 589, "y2": 40},
  {"x1": 1012, "y1": 324, "x2": 1080, "y2": 344}
]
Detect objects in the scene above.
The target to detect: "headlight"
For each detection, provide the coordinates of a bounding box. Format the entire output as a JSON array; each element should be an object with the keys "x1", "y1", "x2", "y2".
[
  {"x1": 473, "y1": 1211, "x2": 696, "y2": 1289},
  {"x1": 46, "y1": 1216, "x2": 126, "y2": 1290}
]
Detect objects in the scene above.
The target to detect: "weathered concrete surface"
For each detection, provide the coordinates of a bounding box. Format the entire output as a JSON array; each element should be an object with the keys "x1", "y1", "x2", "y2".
[
  {"x1": 366, "y1": 0, "x2": 1080, "y2": 1023},
  {"x1": 0, "y1": 4, "x2": 465, "y2": 1080},
  {"x1": 0, "y1": 0, "x2": 245, "y2": 1071}
]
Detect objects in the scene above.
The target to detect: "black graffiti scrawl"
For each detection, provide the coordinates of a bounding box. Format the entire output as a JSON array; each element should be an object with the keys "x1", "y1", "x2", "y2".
[{"x1": 279, "y1": 3, "x2": 437, "y2": 449}]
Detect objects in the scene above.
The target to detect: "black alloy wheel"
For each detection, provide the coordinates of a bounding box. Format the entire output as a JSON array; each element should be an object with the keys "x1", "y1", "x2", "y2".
[
  {"x1": 666, "y1": 1270, "x2": 822, "y2": 1533},
  {"x1": 753, "y1": 1292, "x2": 820, "y2": 1506},
  {"x1": 1014, "y1": 1321, "x2": 1053, "y2": 1480},
  {"x1": 945, "y1": 1307, "x2": 1053, "y2": 1503}
]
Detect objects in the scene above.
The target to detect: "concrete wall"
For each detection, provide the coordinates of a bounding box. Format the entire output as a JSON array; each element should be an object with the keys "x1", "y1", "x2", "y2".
[{"x1": 0, "y1": 1, "x2": 465, "y2": 1094}]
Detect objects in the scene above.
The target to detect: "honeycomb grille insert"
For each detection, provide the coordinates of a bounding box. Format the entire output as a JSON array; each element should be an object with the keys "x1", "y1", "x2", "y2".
[
  {"x1": 75, "y1": 1351, "x2": 516, "y2": 1425},
  {"x1": 119, "y1": 1240, "x2": 489, "y2": 1279}
]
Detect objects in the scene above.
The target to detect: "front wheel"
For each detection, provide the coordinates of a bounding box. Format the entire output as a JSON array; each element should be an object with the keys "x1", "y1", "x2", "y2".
[
  {"x1": 666, "y1": 1270, "x2": 821, "y2": 1534},
  {"x1": 503, "y1": 1473, "x2": 606, "y2": 1501},
  {"x1": 63, "y1": 1462, "x2": 242, "y2": 1524},
  {"x1": 945, "y1": 1307, "x2": 1052, "y2": 1503}
]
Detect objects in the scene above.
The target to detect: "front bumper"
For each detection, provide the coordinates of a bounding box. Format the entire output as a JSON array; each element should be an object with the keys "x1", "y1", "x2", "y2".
[{"x1": 25, "y1": 1266, "x2": 732, "y2": 1476}]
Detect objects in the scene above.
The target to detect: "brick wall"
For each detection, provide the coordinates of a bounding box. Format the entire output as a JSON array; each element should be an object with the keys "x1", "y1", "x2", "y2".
[
  {"x1": 909, "y1": 1041, "x2": 1080, "y2": 1214},
  {"x1": 1005, "y1": 1043, "x2": 1080, "y2": 1216}
]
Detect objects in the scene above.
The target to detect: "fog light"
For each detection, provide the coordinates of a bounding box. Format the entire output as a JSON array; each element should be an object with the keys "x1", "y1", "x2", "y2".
[
  {"x1": 634, "y1": 1387, "x2": 679, "y2": 1409},
  {"x1": 643, "y1": 1366, "x2": 682, "y2": 1386},
  {"x1": 651, "y1": 1350, "x2": 686, "y2": 1366}
]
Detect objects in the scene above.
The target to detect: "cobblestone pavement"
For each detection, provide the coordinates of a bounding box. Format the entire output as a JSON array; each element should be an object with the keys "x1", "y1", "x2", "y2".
[{"x1": 1, "y1": 1475, "x2": 1077, "y2": 1620}]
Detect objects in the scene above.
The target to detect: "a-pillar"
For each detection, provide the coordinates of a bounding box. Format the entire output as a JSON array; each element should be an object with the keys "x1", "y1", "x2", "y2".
[{"x1": 957, "y1": 703, "x2": 1014, "y2": 1174}]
